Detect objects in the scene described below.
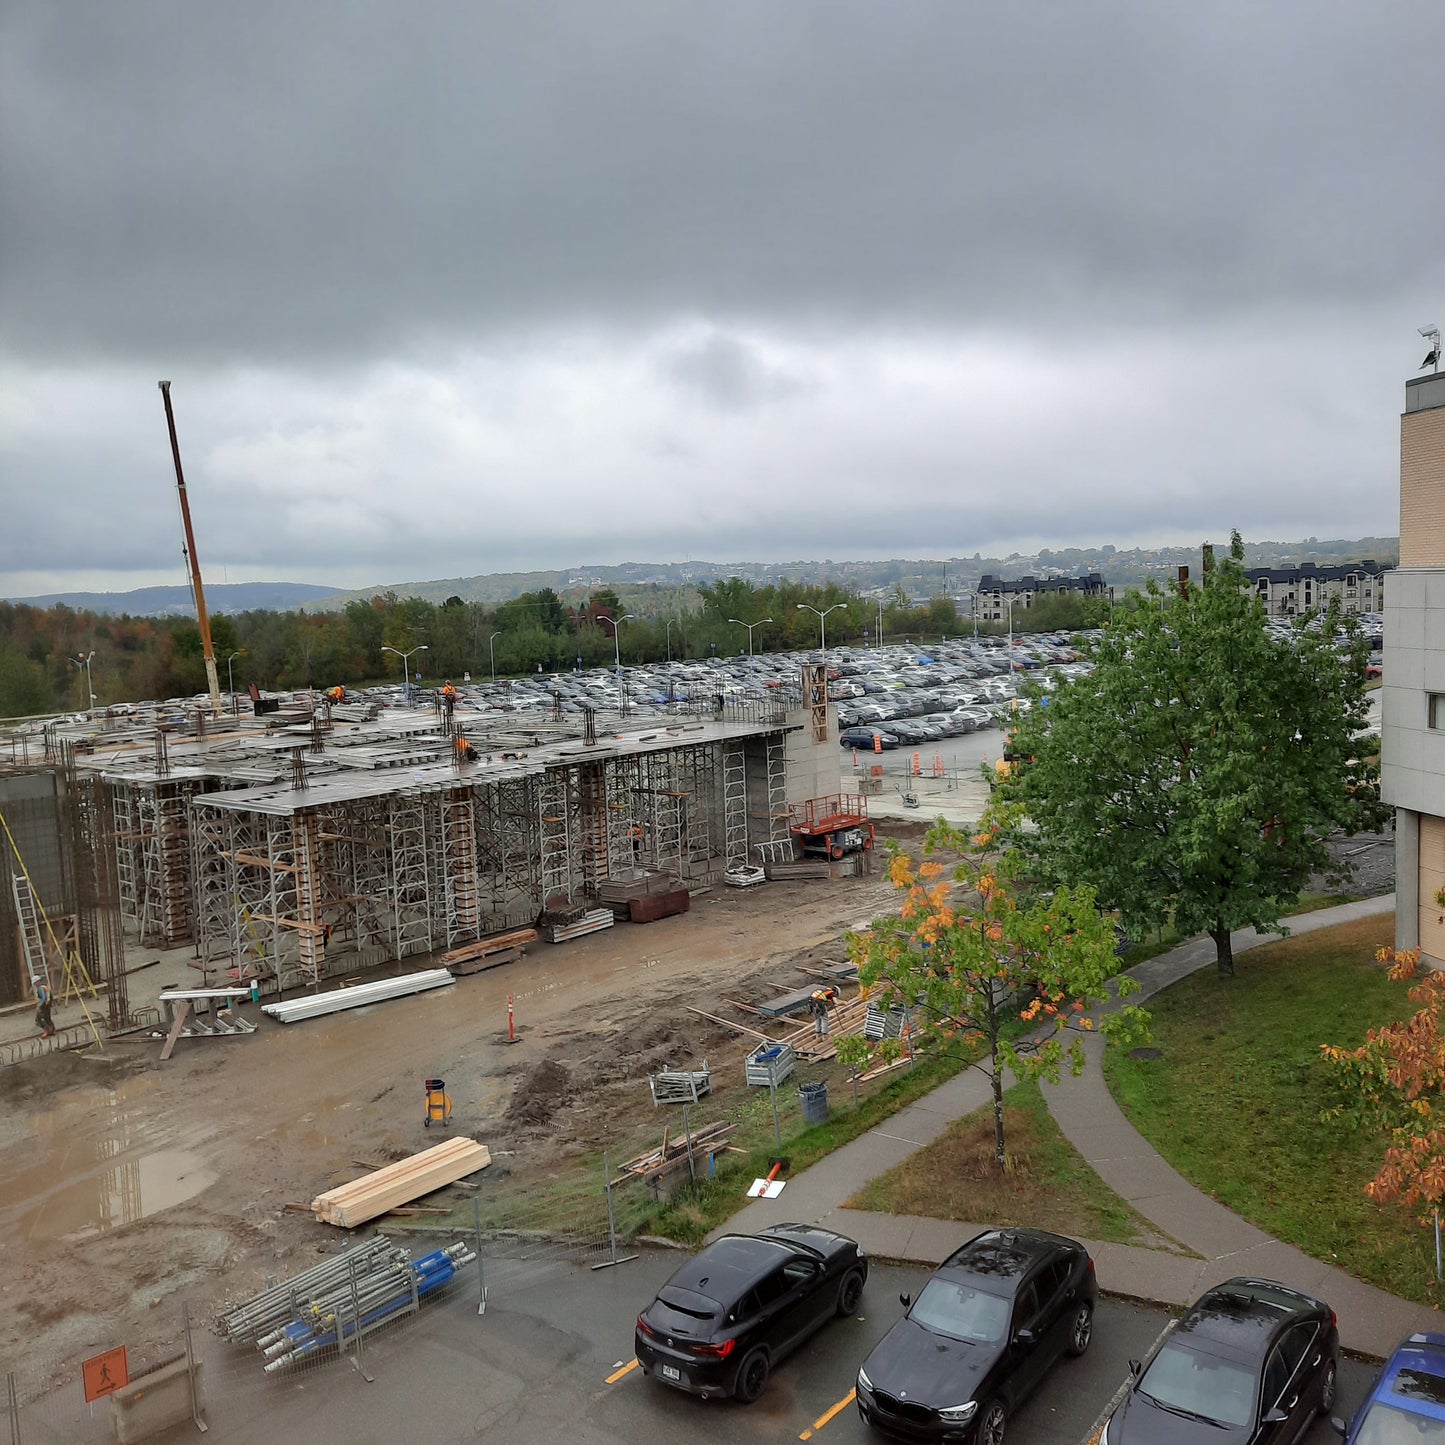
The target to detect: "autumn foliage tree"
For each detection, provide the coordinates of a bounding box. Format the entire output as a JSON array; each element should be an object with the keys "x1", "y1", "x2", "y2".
[
  {"x1": 1322, "y1": 946, "x2": 1445, "y2": 1216},
  {"x1": 846, "y1": 813, "x2": 1148, "y2": 1169}
]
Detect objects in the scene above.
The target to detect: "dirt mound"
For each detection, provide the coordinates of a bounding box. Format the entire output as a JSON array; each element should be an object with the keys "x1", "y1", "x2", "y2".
[{"x1": 505, "y1": 1058, "x2": 572, "y2": 1129}]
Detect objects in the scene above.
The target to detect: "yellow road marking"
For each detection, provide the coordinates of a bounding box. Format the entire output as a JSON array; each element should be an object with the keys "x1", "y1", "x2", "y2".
[
  {"x1": 605, "y1": 1358, "x2": 639, "y2": 1384},
  {"x1": 800, "y1": 1387, "x2": 856, "y2": 1439}
]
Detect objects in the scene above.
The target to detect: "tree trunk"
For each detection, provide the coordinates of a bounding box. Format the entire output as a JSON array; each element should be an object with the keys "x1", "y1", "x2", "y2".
[
  {"x1": 991, "y1": 1060, "x2": 1007, "y2": 1168},
  {"x1": 1211, "y1": 925, "x2": 1235, "y2": 980}
]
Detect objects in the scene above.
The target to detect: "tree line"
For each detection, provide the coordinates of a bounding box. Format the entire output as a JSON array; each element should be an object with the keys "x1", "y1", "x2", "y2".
[{"x1": 0, "y1": 577, "x2": 1025, "y2": 719}]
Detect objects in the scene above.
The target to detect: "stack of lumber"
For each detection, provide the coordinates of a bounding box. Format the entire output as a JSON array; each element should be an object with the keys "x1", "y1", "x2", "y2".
[
  {"x1": 312, "y1": 1138, "x2": 491, "y2": 1228},
  {"x1": 443, "y1": 927, "x2": 537, "y2": 976},
  {"x1": 542, "y1": 908, "x2": 614, "y2": 943},
  {"x1": 763, "y1": 858, "x2": 832, "y2": 882},
  {"x1": 612, "y1": 1120, "x2": 734, "y2": 1186}
]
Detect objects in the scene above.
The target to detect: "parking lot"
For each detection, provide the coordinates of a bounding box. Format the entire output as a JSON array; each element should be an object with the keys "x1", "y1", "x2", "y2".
[{"x1": 189, "y1": 1251, "x2": 1379, "y2": 1444}]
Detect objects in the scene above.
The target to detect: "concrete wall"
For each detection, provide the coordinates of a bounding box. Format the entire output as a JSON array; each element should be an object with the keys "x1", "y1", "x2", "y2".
[{"x1": 1381, "y1": 568, "x2": 1445, "y2": 820}]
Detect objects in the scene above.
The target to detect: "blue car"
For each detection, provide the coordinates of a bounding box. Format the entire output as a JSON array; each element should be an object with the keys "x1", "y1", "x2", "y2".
[{"x1": 1336, "y1": 1332, "x2": 1445, "y2": 1442}]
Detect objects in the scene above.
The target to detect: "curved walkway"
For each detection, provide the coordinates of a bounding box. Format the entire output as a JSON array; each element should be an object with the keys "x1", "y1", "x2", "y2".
[{"x1": 719, "y1": 894, "x2": 1439, "y2": 1358}]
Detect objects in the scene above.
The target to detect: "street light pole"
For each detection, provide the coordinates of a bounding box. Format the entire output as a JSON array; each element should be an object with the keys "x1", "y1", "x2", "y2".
[
  {"x1": 70, "y1": 651, "x2": 96, "y2": 715},
  {"x1": 597, "y1": 613, "x2": 634, "y2": 710},
  {"x1": 796, "y1": 602, "x2": 845, "y2": 652},
  {"x1": 382, "y1": 643, "x2": 428, "y2": 705},
  {"x1": 727, "y1": 617, "x2": 773, "y2": 657},
  {"x1": 489, "y1": 632, "x2": 501, "y2": 683}
]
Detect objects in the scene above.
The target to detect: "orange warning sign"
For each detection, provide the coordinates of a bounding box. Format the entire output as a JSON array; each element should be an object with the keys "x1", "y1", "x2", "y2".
[{"x1": 82, "y1": 1346, "x2": 128, "y2": 1403}]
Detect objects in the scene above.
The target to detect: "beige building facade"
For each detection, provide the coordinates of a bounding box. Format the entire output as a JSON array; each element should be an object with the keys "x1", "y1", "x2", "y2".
[{"x1": 1382, "y1": 369, "x2": 1445, "y2": 966}]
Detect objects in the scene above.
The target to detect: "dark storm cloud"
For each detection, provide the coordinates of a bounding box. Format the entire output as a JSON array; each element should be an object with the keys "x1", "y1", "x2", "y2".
[
  {"x1": 3, "y1": 2, "x2": 1441, "y2": 364},
  {"x1": 1, "y1": 2, "x2": 1441, "y2": 596}
]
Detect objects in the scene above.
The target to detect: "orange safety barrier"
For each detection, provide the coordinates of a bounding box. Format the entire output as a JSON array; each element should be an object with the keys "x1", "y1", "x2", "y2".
[
  {"x1": 932, "y1": 755, "x2": 945, "y2": 777},
  {"x1": 912, "y1": 752, "x2": 921, "y2": 777}
]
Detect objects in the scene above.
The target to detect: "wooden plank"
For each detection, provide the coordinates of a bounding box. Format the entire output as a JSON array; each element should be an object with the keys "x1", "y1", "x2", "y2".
[
  {"x1": 685, "y1": 1006, "x2": 779, "y2": 1043},
  {"x1": 311, "y1": 1138, "x2": 491, "y2": 1228},
  {"x1": 157, "y1": 1000, "x2": 191, "y2": 1062}
]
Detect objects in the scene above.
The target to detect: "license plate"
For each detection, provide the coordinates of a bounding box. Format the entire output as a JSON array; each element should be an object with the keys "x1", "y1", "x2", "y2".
[{"x1": 660, "y1": 1365, "x2": 681, "y2": 1383}]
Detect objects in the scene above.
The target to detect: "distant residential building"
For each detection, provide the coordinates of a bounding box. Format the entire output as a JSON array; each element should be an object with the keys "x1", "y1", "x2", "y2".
[
  {"x1": 1242, "y1": 561, "x2": 1387, "y2": 617},
  {"x1": 1384, "y1": 367, "x2": 1445, "y2": 968},
  {"x1": 971, "y1": 573, "x2": 1106, "y2": 623}
]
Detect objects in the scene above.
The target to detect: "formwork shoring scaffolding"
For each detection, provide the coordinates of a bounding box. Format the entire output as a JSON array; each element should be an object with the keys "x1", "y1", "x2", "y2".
[
  {"x1": 110, "y1": 776, "x2": 202, "y2": 947},
  {"x1": 187, "y1": 721, "x2": 796, "y2": 991}
]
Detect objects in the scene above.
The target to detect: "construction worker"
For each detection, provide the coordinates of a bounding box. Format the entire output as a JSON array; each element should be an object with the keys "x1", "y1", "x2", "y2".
[
  {"x1": 441, "y1": 680, "x2": 459, "y2": 703},
  {"x1": 809, "y1": 987, "x2": 836, "y2": 1038},
  {"x1": 326, "y1": 685, "x2": 346, "y2": 705},
  {"x1": 34, "y1": 979, "x2": 55, "y2": 1038}
]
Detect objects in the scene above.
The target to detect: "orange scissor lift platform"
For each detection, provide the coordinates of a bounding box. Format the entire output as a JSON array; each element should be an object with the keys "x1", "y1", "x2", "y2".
[{"x1": 788, "y1": 793, "x2": 876, "y2": 861}]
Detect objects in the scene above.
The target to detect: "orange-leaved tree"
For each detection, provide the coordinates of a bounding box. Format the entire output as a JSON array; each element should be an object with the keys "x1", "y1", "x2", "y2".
[
  {"x1": 1321, "y1": 946, "x2": 1445, "y2": 1215},
  {"x1": 846, "y1": 811, "x2": 1147, "y2": 1169}
]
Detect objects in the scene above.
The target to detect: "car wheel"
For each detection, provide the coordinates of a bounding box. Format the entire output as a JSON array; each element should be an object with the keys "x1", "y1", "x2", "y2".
[
  {"x1": 978, "y1": 1399, "x2": 1006, "y2": 1445},
  {"x1": 1318, "y1": 1358, "x2": 1337, "y2": 1415},
  {"x1": 1066, "y1": 1301, "x2": 1093, "y2": 1356},
  {"x1": 733, "y1": 1348, "x2": 770, "y2": 1404},
  {"x1": 836, "y1": 1268, "x2": 865, "y2": 1317}
]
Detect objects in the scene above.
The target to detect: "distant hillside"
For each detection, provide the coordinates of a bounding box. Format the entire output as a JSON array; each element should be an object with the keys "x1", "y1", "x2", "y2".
[
  {"x1": 314, "y1": 537, "x2": 1400, "y2": 610},
  {"x1": 6, "y1": 581, "x2": 344, "y2": 617}
]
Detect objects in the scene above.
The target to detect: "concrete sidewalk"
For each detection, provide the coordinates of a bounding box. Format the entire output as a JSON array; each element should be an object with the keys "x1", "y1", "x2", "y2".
[{"x1": 717, "y1": 893, "x2": 1441, "y2": 1359}]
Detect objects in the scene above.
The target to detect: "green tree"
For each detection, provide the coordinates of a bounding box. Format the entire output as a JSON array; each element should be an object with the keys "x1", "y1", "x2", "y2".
[
  {"x1": 1007, "y1": 533, "x2": 1381, "y2": 979},
  {"x1": 0, "y1": 648, "x2": 54, "y2": 718},
  {"x1": 847, "y1": 813, "x2": 1145, "y2": 1167}
]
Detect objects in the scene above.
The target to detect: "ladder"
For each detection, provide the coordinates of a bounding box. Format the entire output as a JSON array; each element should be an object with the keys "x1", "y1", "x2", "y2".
[{"x1": 11, "y1": 872, "x2": 49, "y2": 992}]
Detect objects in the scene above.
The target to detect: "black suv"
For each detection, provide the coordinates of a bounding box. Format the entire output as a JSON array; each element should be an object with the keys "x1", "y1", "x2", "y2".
[
  {"x1": 635, "y1": 1223, "x2": 867, "y2": 1404},
  {"x1": 1101, "y1": 1277, "x2": 1338, "y2": 1444},
  {"x1": 857, "y1": 1227, "x2": 1096, "y2": 1443}
]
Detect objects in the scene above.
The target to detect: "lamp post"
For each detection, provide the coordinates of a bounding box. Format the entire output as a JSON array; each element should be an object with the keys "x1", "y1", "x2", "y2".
[
  {"x1": 665, "y1": 618, "x2": 679, "y2": 701},
  {"x1": 70, "y1": 651, "x2": 96, "y2": 714},
  {"x1": 489, "y1": 632, "x2": 502, "y2": 684},
  {"x1": 226, "y1": 650, "x2": 243, "y2": 715},
  {"x1": 727, "y1": 616, "x2": 773, "y2": 657},
  {"x1": 796, "y1": 602, "x2": 845, "y2": 652},
  {"x1": 382, "y1": 643, "x2": 428, "y2": 705},
  {"x1": 598, "y1": 613, "x2": 634, "y2": 709}
]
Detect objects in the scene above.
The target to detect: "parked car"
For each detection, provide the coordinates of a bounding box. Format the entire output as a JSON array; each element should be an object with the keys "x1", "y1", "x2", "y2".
[
  {"x1": 635, "y1": 1224, "x2": 867, "y2": 1404},
  {"x1": 1101, "y1": 1277, "x2": 1338, "y2": 1444},
  {"x1": 856, "y1": 1228, "x2": 1096, "y2": 1443},
  {"x1": 1334, "y1": 1330, "x2": 1445, "y2": 1442},
  {"x1": 840, "y1": 726, "x2": 899, "y2": 750}
]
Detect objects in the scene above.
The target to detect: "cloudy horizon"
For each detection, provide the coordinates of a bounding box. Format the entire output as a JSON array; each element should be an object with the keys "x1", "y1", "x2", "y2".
[{"x1": 2, "y1": 2, "x2": 1441, "y2": 597}]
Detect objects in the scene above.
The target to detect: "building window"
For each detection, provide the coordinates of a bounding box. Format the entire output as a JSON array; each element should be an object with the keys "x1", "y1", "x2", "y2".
[{"x1": 1431, "y1": 695, "x2": 1445, "y2": 729}]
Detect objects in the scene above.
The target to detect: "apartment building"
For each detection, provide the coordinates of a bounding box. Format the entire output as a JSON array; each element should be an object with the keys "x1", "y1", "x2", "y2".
[
  {"x1": 1382, "y1": 367, "x2": 1445, "y2": 966},
  {"x1": 971, "y1": 573, "x2": 1106, "y2": 624},
  {"x1": 1243, "y1": 561, "x2": 1387, "y2": 617}
]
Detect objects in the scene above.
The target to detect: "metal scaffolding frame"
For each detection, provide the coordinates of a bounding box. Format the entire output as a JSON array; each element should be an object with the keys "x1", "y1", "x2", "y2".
[
  {"x1": 765, "y1": 736, "x2": 790, "y2": 843},
  {"x1": 173, "y1": 710, "x2": 811, "y2": 991},
  {"x1": 723, "y1": 744, "x2": 748, "y2": 867}
]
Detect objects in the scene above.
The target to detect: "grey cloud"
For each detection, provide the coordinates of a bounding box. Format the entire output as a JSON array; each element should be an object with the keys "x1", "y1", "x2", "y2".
[
  {"x1": 660, "y1": 331, "x2": 810, "y2": 411},
  {"x1": 2, "y1": 3, "x2": 1442, "y2": 367}
]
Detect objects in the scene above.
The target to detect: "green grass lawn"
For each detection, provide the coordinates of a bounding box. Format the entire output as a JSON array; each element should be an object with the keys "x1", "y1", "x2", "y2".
[
  {"x1": 844, "y1": 1077, "x2": 1182, "y2": 1250},
  {"x1": 1103, "y1": 914, "x2": 1445, "y2": 1305}
]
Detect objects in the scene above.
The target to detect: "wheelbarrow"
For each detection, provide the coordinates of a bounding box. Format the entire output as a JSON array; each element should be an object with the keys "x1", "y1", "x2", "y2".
[{"x1": 423, "y1": 1077, "x2": 452, "y2": 1128}]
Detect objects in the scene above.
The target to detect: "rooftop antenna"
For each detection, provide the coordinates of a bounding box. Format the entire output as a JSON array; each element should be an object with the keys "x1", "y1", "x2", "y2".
[
  {"x1": 158, "y1": 382, "x2": 223, "y2": 714},
  {"x1": 1421, "y1": 324, "x2": 1441, "y2": 374}
]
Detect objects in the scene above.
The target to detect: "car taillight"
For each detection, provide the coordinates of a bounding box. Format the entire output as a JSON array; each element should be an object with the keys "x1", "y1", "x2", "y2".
[
  {"x1": 692, "y1": 1339, "x2": 736, "y2": 1359},
  {"x1": 1330, "y1": 1311, "x2": 1337, "y2": 1329},
  {"x1": 636, "y1": 1315, "x2": 655, "y2": 1338}
]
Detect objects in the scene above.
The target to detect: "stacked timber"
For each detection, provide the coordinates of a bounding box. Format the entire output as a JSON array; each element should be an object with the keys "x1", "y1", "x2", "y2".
[
  {"x1": 613, "y1": 1120, "x2": 734, "y2": 1186},
  {"x1": 541, "y1": 908, "x2": 615, "y2": 943},
  {"x1": 443, "y1": 927, "x2": 537, "y2": 976},
  {"x1": 312, "y1": 1138, "x2": 491, "y2": 1228}
]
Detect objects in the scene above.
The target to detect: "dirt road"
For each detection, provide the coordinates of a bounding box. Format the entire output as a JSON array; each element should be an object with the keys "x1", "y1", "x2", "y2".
[{"x1": 0, "y1": 845, "x2": 915, "y2": 1381}]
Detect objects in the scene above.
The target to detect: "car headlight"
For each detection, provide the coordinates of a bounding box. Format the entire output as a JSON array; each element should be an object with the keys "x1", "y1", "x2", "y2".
[
  {"x1": 856, "y1": 1367, "x2": 872, "y2": 1393},
  {"x1": 936, "y1": 1401, "x2": 977, "y2": 1424}
]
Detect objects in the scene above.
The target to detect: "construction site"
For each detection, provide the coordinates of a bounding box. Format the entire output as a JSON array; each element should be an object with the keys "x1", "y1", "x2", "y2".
[{"x1": 0, "y1": 663, "x2": 854, "y2": 1015}]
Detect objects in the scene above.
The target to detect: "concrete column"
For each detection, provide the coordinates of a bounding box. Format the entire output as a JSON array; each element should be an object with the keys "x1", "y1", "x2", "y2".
[{"x1": 1397, "y1": 807, "x2": 1420, "y2": 955}]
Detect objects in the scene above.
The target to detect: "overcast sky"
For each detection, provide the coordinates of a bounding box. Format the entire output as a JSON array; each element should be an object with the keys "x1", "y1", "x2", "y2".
[{"x1": 2, "y1": 2, "x2": 1442, "y2": 598}]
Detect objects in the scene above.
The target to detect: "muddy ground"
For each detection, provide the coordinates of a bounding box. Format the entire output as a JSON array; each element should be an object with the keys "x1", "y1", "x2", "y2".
[
  {"x1": 0, "y1": 830, "x2": 926, "y2": 1383},
  {"x1": 0, "y1": 818, "x2": 1392, "y2": 1383}
]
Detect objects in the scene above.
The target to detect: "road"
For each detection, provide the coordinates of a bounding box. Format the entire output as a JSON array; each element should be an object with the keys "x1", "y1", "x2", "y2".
[{"x1": 184, "y1": 1253, "x2": 1379, "y2": 1445}]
